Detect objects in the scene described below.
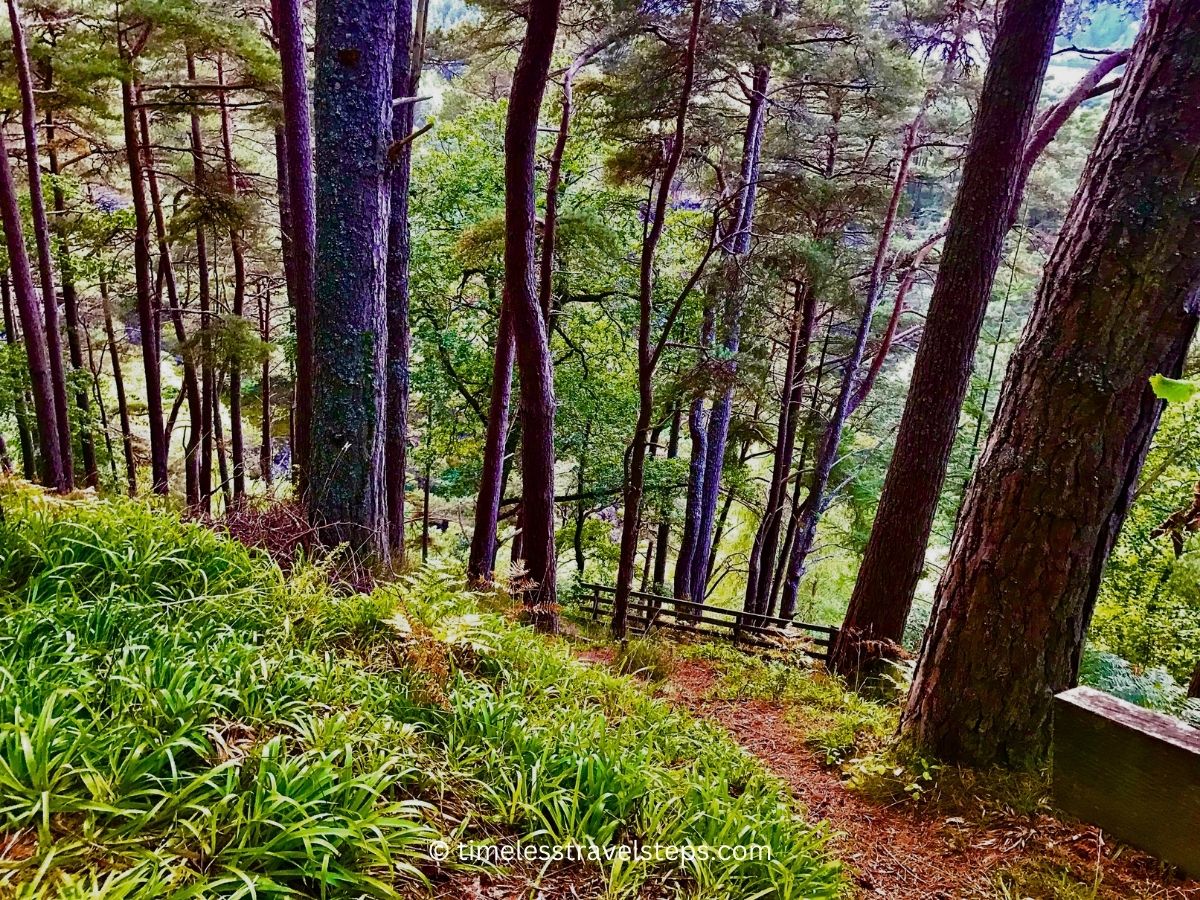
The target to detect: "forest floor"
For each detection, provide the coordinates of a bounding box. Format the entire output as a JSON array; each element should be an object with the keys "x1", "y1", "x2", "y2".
[{"x1": 575, "y1": 642, "x2": 1200, "y2": 900}]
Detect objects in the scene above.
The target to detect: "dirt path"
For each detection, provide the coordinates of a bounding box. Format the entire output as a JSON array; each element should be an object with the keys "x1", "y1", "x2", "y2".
[{"x1": 578, "y1": 647, "x2": 1199, "y2": 900}]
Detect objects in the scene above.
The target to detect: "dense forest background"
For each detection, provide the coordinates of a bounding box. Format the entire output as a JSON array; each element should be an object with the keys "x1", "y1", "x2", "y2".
[{"x1": 1, "y1": 0, "x2": 1199, "y2": 759}]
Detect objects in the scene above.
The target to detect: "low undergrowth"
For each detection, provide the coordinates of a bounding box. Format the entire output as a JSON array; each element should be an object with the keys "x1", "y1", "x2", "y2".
[
  {"x1": 0, "y1": 484, "x2": 842, "y2": 899},
  {"x1": 678, "y1": 642, "x2": 895, "y2": 766}
]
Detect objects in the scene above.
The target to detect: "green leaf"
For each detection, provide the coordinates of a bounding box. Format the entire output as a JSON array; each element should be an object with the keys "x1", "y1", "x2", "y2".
[{"x1": 1150, "y1": 374, "x2": 1200, "y2": 404}]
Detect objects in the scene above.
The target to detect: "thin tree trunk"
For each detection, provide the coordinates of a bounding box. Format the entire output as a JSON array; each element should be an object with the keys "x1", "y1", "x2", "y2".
[
  {"x1": 1, "y1": 272, "x2": 36, "y2": 481},
  {"x1": 904, "y1": 0, "x2": 1200, "y2": 767},
  {"x1": 260, "y1": 283, "x2": 273, "y2": 486},
  {"x1": 309, "y1": 0, "x2": 395, "y2": 556},
  {"x1": 188, "y1": 54, "x2": 215, "y2": 513},
  {"x1": 468, "y1": 302, "x2": 514, "y2": 584},
  {"x1": 274, "y1": 0, "x2": 317, "y2": 498},
  {"x1": 140, "y1": 105, "x2": 203, "y2": 507},
  {"x1": 212, "y1": 370, "x2": 232, "y2": 510},
  {"x1": 81, "y1": 319, "x2": 117, "y2": 485},
  {"x1": 613, "y1": 0, "x2": 702, "y2": 639},
  {"x1": 574, "y1": 421, "x2": 590, "y2": 575},
  {"x1": 745, "y1": 282, "x2": 814, "y2": 613},
  {"x1": 216, "y1": 54, "x2": 247, "y2": 501},
  {"x1": 689, "y1": 60, "x2": 770, "y2": 604},
  {"x1": 8, "y1": 0, "x2": 72, "y2": 488},
  {"x1": 100, "y1": 271, "x2": 136, "y2": 496},
  {"x1": 673, "y1": 302, "x2": 713, "y2": 607},
  {"x1": 0, "y1": 126, "x2": 65, "y2": 490},
  {"x1": 503, "y1": 0, "x2": 564, "y2": 631},
  {"x1": 836, "y1": 0, "x2": 1064, "y2": 671},
  {"x1": 652, "y1": 400, "x2": 682, "y2": 591},
  {"x1": 386, "y1": 0, "x2": 427, "y2": 561},
  {"x1": 779, "y1": 114, "x2": 926, "y2": 620},
  {"x1": 121, "y1": 78, "x2": 169, "y2": 494},
  {"x1": 43, "y1": 60, "x2": 97, "y2": 488}
]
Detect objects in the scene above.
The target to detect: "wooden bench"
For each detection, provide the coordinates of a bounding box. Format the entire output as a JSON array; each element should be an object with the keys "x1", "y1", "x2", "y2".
[{"x1": 1052, "y1": 686, "x2": 1200, "y2": 876}]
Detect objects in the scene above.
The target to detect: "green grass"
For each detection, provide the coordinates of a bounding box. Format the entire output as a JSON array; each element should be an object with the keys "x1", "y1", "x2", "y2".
[{"x1": 0, "y1": 486, "x2": 843, "y2": 898}]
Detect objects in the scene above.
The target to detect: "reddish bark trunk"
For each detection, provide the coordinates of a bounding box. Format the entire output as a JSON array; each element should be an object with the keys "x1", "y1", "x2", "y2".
[
  {"x1": 217, "y1": 55, "x2": 247, "y2": 501},
  {"x1": 0, "y1": 127, "x2": 64, "y2": 490},
  {"x1": 8, "y1": 0, "x2": 72, "y2": 488},
  {"x1": 188, "y1": 54, "x2": 215, "y2": 513},
  {"x1": 468, "y1": 301, "x2": 515, "y2": 584},
  {"x1": 121, "y1": 78, "x2": 169, "y2": 494},
  {"x1": 901, "y1": 0, "x2": 1200, "y2": 768},
  {"x1": 503, "y1": 0, "x2": 564, "y2": 630},
  {"x1": 835, "y1": 0, "x2": 1063, "y2": 668},
  {"x1": 139, "y1": 105, "x2": 203, "y2": 508},
  {"x1": 274, "y1": 0, "x2": 316, "y2": 498},
  {"x1": 744, "y1": 282, "x2": 815, "y2": 614},
  {"x1": 385, "y1": 0, "x2": 425, "y2": 559},
  {"x1": 0, "y1": 273, "x2": 35, "y2": 480}
]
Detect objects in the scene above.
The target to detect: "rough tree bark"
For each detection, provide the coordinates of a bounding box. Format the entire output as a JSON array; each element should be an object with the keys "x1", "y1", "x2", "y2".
[
  {"x1": 901, "y1": 0, "x2": 1200, "y2": 768},
  {"x1": 309, "y1": 0, "x2": 395, "y2": 556},
  {"x1": 613, "y1": 0, "x2": 703, "y2": 638},
  {"x1": 0, "y1": 136, "x2": 64, "y2": 489},
  {"x1": 834, "y1": 0, "x2": 1063, "y2": 665},
  {"x1": 503, "y1": 0, "x2": 564, "y2": 630},
  {"x1": 274, "y1": 0, "x2": 316, "y2": 498},
  {"x1": 8, "y1": 0, "x2": 72, "y2": 488}
]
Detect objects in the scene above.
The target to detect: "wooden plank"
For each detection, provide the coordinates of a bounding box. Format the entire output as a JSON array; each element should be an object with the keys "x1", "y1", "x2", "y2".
[{"x1": 1053, "y1": 686, "x2": 1200, "y2": 876}]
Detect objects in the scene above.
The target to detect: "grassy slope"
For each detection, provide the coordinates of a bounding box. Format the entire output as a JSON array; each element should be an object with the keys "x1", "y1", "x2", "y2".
[{"x1": 0, "y1": 485, "x2": 842, "y2": 899}]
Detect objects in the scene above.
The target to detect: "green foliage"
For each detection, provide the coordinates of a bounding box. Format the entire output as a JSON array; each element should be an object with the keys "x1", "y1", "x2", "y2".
[
  {"x1": 1077, "y1": 650, "x2": 1200, "y2": 727},
  {"x1": 614, "y1": 636, "x2": 675, "y2": 682},
  {"x1": 0, "y1": 489, "x2": 843, "y2": 898}
]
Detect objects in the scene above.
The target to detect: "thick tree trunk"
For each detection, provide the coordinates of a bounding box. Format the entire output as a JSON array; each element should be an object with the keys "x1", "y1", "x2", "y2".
[
  {"x1": 503, "y1": 0, "x2": 563, "y2": 631},
  {"x1": 309, "y1": 0, "x2": 395, "y2": 556},
  {"x1": 0, "y1": 273, "x2": 36, "y2": 480},
  {"x1": 468, "y1": 303, "x2": 515, "y2": 584},
  {"x1": 274, "y1": 0, "x2": 317, "y2": 497},
  {"x1": 901, "y1": 0, "x2": 1200, "y2": 768},
  {"x1": 217, "y1": 55, "x2": 247, "y2": 501},
  {"x1": 613, "y1": 0, "x2": 702, "y2": 638},
  {"x1": 836, "y1": 0, "x2": 1063, "y2": 665},
  {"x1": 0, "y1": 127, "x2": 65, "y2": 490},
  {"x1": 121, "y1": 78, "x2": 169, "y2": 494},
  {"x1": 139, "y1": 106, "x2": 203, "y2": 507},
  {"x1": 386, "y1": 0, "x2": 425, "y2": 560},
  {"x1": 8, "y1": 0, "x2": 72, "y2": 488}
]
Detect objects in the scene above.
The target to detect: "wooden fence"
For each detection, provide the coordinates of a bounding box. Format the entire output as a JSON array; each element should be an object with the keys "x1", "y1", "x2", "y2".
[{"x1": 575, "y1": 582, "x2": 838, "y2": 662}]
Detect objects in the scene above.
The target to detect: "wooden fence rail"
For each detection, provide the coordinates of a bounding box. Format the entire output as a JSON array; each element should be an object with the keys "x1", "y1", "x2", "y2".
[{"x1": 573, "y1": 582, "x2": 838, "y2": 662}]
